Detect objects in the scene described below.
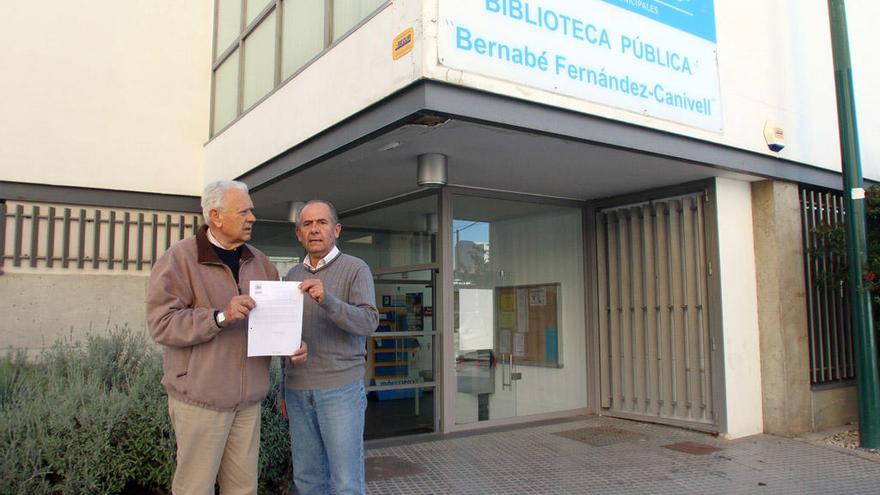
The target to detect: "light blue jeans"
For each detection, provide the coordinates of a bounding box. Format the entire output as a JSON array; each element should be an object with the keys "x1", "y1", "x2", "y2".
[{"x1": 284, "y1": 378, "x2": 367, "y2": 495}]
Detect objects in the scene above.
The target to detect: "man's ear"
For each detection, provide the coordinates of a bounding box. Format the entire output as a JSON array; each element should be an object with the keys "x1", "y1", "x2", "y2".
[
  {"x1": 333, "y1": 223, "x2": 342, "y2": 239},
  {"x1": 209, "y1": 208, "x2": 222, "y2": 228}
]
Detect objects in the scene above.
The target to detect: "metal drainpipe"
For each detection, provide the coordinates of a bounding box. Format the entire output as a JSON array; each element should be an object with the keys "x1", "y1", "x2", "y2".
[{"x1": 827, "y1": 0, "x2": 880, "y2": 448}]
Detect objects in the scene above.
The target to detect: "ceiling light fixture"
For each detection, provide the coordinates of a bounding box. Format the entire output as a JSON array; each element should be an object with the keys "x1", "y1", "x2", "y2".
[{"x1": 417, "y1": 153, "x2": 447, "y2": 187}]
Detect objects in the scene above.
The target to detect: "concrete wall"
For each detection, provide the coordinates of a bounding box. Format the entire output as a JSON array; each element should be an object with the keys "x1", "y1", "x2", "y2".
[
  {"x1": 0, "y1": 273, "x2": 149, "y2": 355},
  {"x1": 715, "y1": 177, "x2": 764, "y2": 438},
  {"x1": 422, "y1": 0, "x2": 880, "y2": 179},
  {"x1": 750, "y1": 180, "x2": 859, "y2": 434},
  {"x1": 0, "y1": 0, "x2": 211, "y2": 196},
  {"x1": 751, "y1": 180, "x2": 812, "y2": 436},
  {"x1": 812, "y1": 385, "x2": 858, "y2": 431}
]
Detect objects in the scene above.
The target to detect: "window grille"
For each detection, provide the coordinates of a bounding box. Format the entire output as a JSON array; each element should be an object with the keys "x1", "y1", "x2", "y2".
[{"x1": 799, "y1": 188, "x2": 855, "y2": 385}]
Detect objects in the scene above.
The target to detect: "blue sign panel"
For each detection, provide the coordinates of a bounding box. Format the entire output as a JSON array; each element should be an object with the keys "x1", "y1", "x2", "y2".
[{"x1": 601, "y1": 0, "x2": 716, "y2": 42}]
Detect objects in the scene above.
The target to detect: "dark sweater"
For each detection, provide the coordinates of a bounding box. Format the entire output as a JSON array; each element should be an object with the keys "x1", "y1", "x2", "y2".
[
  {"x1": 284, "y1": 253, "x2": 379, "y2": 389},
  {"x1": 211, "y1": 244, "x2": 241, "y2": 284}
]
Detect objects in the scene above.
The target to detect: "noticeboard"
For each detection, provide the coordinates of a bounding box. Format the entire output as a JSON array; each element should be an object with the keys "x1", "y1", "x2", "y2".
[{"x1": 495, "y1": 283, "x2": 561, "y2": 367}]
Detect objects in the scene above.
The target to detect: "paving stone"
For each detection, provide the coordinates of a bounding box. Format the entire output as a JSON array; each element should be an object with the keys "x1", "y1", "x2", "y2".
[{"x1": 365, "y1": 416, "x2": 880, "y2": 494}]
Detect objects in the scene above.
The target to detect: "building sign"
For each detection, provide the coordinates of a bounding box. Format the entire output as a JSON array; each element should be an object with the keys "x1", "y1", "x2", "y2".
[
  {"x1": 438, "y1": 0, "x2": 722, "y2": 131},
  {"x1": 392, "y1": 27, "x2": 414, "y2": 60}
]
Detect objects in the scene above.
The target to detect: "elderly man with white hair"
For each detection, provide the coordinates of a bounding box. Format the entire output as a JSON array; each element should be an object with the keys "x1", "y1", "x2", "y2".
[{"x1": 147, "y1": 180, "x2": 307, "y2": 495}]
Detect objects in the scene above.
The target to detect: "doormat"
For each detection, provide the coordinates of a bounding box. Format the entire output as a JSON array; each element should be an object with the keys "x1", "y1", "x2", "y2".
[
  {"x1": 365, "y1": 455, "x2": 427, "y2": 482},
  {"x1": 662, "y1": 441, "x2": 722, "y2": 455},
  {"x1": 553, "y1": 425, "x2": 646, "y2": 446}
]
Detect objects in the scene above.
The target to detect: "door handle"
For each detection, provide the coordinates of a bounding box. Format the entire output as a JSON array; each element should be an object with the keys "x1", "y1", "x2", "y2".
[
  {"x1": 502, "y1": 353, "x2": 521, "y2": 389},
  {"x1": 502, "y1": 353, "x2": 511, "y2": 390},
  {"x1": 510, "y1": 353, "x2": 522, "y2": 381}
]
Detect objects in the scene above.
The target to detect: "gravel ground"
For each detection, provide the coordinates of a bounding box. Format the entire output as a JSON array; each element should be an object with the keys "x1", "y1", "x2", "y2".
[{"x1": 821, "y1": 428, "x2": 880, "y2": 457}]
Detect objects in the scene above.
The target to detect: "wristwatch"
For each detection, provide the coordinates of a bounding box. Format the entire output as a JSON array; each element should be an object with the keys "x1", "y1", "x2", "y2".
[{"x1": 214, "y1": 310, "x2": 227, "y2": 328}]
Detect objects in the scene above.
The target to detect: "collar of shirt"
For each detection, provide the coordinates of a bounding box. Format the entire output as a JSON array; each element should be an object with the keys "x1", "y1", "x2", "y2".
[
  {"x1": 206, "y1": 227, "x2": 231, "y2": 250},
  {"x1": 303, "y1": 246, "x2": 340, "y2": 272}
]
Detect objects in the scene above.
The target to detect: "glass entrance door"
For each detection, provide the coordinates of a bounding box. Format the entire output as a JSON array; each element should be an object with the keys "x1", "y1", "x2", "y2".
[
  {"x1": 453, "y1": 218, "x2": 517, "y2": 422},
  {"x1": 452, "y1": 194, "x2": 588, "y2": 426}
]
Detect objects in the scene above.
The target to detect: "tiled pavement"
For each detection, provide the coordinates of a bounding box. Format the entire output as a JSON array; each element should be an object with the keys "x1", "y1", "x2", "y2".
[{"x1": 364, "y1": 415, "x2": 880, "y2": 494}]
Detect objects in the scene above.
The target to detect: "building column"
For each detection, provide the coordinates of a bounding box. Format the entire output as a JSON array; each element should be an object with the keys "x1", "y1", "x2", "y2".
[
  {"x1": 751, "y1": 180, "x2": 812, "y2": 436},
  {"x1": 715, "y1": 178, "x2": 763, "y2": 438}
]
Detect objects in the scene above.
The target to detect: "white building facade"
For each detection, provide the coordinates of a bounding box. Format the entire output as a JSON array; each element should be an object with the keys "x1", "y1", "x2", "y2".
[{"x1": 2, "y1": 0, "x2": 878, "y2": 440}]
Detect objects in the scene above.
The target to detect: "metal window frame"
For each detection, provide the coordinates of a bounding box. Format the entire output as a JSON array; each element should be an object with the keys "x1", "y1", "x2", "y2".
[
  {"x1": 209, "y1": 0, "x2": 392, "y2": 138},
  {"x1": 439, "y1": 187, "x2": 590, "y2": 434},
  {"x1": 369, "y1": 267, "x2": 438, "y2": 396},
  {"x1": 311, "y1": 189, "x2": 443, "y2": 434}
]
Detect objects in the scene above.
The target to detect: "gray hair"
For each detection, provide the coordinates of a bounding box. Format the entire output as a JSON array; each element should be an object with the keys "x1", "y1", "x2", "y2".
[
  {"x1": 301, "y1": 199, "x2": 339, "y2": 225},
  {"x1": 201, "y1": 180, "x2": 249, "y2": 223}
]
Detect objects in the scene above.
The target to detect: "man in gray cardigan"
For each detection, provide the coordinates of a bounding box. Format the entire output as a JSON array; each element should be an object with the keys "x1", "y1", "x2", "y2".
[{"x1": 283, "y1": 200, "x2": 378, "y2": 495}]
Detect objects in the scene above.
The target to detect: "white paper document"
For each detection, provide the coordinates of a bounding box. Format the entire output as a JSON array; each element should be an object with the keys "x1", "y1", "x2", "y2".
[{"x1": 247, "y1": 280, "x2": 303, "y2": 357}]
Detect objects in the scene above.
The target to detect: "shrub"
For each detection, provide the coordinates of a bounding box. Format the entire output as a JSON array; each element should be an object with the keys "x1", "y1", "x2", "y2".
[
  {"x1": 0, "y1": 327, "x2": 292, "y2": 494},
  {"x1": 258, "y1": 368, "x2": 292, "y2": 495},
  {"x1": 809, "y1": 185, "x2": 880, "y2": 329}
]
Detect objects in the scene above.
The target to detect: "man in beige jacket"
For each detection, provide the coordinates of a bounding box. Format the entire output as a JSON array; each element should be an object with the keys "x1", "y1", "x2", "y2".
[{"x1": 147, "y1": 180, "x2": 307, "y2": 495}]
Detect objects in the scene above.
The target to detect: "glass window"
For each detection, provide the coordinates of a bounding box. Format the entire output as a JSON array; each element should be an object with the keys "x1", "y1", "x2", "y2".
[
  {"x1": 452, "y1": 196, "x2": 586, "y2": 425},
  {"x1": 242, "y1": 11, "x2": 277, "y2": 110},
  {"x1": 340, "y1": 195, "x2": 437, "y2": 270},
  {"x1": 246, "y1": 0, "x2": 273, "y2": 26},
  {"x1": 282, "y1": 0, "x2": 326, "y2": 78},
  {"x1": 250, "y1": 221, "x2": 298, "y2": 259},
  {"x1": 332, "y1": 0, "x2": 384, "y2": 40},
  {"x1": 215, "y1": 0, "x2": 242, "y2": 58},
  {"x1": 368, "y1": 269, "x2": 436, "y2": 439},
  {"x1": 250, "y1": 194, "x2": 439, "y2": 440},
  {"x1": 212, "y1": 0, "x2": 387, "y2": 136},
  {"x1": 212, "y1": 49, "x2": 240, "y2": 135}
]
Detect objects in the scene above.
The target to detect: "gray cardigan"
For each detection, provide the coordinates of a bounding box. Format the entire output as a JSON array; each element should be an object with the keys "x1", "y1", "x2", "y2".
[{"x1": 284, "y1": 252, "x2": 379, "y2": 390}]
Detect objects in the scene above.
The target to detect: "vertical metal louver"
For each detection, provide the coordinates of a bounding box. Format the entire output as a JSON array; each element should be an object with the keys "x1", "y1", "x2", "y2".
[{"x1": 597, "y1": 192, "x2": 715, "y2": 427}]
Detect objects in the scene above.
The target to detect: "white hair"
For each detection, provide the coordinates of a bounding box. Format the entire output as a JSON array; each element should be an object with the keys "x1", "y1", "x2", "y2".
[{"x1": 201, "y1": 180, "x2": 249, "y2": 223}]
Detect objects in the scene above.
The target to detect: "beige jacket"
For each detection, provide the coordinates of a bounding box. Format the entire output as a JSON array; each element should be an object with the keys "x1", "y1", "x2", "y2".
[{"x1": 147, "y1": 225, "x2": 278, "y2": 411}]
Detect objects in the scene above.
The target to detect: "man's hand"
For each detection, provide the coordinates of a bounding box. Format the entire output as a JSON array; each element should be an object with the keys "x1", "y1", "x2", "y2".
[
  {"x1": 221, "y1": 295, "x2": 256, "y2": 326},
  {"x1": 279, "y1": 341, "x2": 308, "y2": 420},
  {"x1": 299, "y1": 279, "x2": 326, "y2": 303},
  {"x1": 289, "y1": 341, "x2": 308, "y2": 365}
]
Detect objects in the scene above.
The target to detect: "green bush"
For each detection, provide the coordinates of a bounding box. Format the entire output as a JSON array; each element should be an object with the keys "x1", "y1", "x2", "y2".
[
  {"x1": 259, "y1": 376, "x2": 292, "y2": 495},
  {"x1": 0, "y1": 327, "x2": 292, "y2": 494},
  {"x1": 809, "y1": 185, "x2": 880, "y2": 330}
]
